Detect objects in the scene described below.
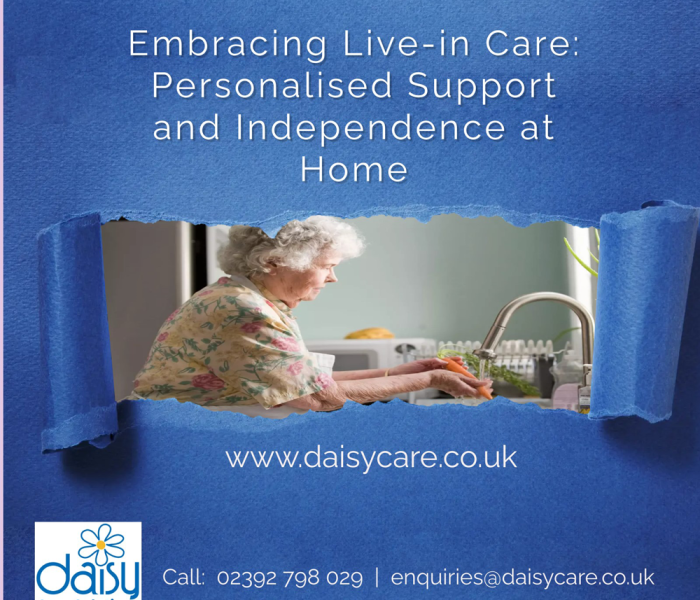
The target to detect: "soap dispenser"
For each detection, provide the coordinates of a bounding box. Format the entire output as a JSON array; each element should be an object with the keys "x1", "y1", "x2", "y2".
[{"x1": 550, "y1": 349, "x2": 584, "y2": 411}]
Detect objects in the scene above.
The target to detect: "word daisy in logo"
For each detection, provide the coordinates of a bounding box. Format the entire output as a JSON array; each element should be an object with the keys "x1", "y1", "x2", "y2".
[{"x1": 78, "y1": 524, "x2": 125, "y2": 566}]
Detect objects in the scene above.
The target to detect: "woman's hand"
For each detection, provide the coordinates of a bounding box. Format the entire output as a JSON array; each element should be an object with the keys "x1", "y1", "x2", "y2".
[
  {"x1": 429, "y1": 370, "x2": 493, "y2": 399},
  {"x1": 389, "y1": 357, "x2": 464, "y2": 376}
]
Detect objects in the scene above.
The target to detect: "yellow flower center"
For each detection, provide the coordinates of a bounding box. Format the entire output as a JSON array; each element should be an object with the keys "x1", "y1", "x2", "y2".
[{"x1": 96, "y1": 541, "x2": 106, "y2": 550}]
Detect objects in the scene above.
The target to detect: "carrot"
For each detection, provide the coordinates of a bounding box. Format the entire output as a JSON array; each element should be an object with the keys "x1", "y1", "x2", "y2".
[{"x1": 443, "y1": 357, "x2": 493, "y2": 400}]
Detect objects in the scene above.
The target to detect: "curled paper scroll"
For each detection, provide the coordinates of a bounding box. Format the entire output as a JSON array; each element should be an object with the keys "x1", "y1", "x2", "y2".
[
  {"x1": 590, "y1": 201, "x2": 699, "y2": 422},
  {"x1": 38, "y1": 214, "x2": 118, "y2": 452}
]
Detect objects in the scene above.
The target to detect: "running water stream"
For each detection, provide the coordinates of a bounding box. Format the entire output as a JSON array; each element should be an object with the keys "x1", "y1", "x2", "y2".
[{"x1": 478, "y1": 358, "x2": 491, "y2": 381}]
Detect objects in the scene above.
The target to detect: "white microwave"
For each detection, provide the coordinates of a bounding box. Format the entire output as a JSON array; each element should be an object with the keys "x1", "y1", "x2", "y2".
[{"x1": 305, "y1": 338, "x2": 440, "y2": 400}]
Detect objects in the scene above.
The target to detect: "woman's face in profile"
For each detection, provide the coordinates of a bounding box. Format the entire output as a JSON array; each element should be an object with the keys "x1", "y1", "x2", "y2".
[{"x1": 271, "y1": 249, "x2": 342, "y2": 307}]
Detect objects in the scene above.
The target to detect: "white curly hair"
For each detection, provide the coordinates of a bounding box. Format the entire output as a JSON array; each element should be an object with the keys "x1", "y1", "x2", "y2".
[{"x1": 218, "y1": 216, "x2": 365, "y2": 276}]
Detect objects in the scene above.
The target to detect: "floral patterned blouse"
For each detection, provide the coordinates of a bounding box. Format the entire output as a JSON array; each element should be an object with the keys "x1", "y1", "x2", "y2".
[{"x1": 126, "y1": 275, "x2": 333, "y2": 408}]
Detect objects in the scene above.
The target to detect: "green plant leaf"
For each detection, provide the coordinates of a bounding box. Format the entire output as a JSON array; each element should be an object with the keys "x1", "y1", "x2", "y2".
[
  {"x1": 553, "y1": 327, "x2": 581, "y2": 344},
  {"x1": 564, "y1": 237, "x2": 598, "y2": 277}
]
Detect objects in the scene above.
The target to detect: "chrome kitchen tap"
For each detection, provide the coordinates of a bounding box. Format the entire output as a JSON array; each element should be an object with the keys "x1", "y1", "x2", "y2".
[{"x1": 473, "y1": 292, "x2": 595, "y2": 411}]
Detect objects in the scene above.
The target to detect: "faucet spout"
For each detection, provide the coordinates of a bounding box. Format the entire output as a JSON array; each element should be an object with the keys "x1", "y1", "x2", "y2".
[{"x1": 473, "y1": 292, "x2": 595, "y2": 401}]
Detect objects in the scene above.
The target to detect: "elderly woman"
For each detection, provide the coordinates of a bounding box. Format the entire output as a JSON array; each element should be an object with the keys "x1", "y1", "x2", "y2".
[{"x1": 128, "y1": 216, "x2": 492, "y2": 412}]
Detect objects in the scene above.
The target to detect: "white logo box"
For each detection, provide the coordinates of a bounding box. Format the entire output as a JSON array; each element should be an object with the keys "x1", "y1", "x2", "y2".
[{"x1": 35, "y1": 522, "x2": 142, "y2": 599}]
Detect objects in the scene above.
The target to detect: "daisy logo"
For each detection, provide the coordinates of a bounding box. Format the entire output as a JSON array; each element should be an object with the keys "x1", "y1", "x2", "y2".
[{"x1": 35, "y1": 522, "x2": 141, "y2": 599}]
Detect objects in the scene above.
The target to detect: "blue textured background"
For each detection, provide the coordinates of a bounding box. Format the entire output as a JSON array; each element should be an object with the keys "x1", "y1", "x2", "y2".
[{"x1": 5, "y1": 0, "x2": 700, "y2": 597}]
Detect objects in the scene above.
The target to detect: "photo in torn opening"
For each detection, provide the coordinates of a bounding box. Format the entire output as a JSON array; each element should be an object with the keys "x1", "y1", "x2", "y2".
[{"x1": 103, "y1": 214, "x2": 599, "y2": 418}]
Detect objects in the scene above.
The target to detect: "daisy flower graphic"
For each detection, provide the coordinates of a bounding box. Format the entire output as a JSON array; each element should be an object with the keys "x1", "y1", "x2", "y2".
[{"x1": 78, "y1": 524, "x2": 125, "y2": 566}]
